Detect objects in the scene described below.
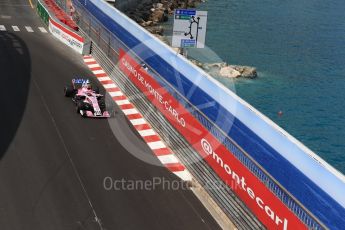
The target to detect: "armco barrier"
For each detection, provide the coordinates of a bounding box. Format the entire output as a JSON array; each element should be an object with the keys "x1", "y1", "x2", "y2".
[
  {"x1": 36, "y1": 0, "x2": 86, "y2": 54},
  {"x1": 118, "y1": 49, "x2": 306, "y2": 229},
  {"x1": 71, "y1": 0, "x2": 345, "y2": 229}
]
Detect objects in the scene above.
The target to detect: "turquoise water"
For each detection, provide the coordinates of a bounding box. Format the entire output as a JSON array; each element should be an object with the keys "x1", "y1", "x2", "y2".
[{"x1": 183, "y1": 0, "x2": 345, "y2": 173}]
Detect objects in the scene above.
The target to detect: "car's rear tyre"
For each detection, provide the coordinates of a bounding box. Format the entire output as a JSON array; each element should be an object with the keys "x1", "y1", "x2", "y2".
[
  {"x1": 94, "y1": 87, "x2": 100, "y2": 94},
  {"x1": 64, "y1": 86, "x2": 75, "y2": 97}
]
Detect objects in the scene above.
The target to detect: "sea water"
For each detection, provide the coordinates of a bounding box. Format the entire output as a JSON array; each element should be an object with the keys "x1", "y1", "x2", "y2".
[{"x1": 166, "y1": 0, "x2": 345, "y2": 173}]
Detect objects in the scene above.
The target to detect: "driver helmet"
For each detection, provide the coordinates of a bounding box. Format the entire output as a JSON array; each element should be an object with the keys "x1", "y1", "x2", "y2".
[{"x1": 86, "y1": 83, "x2": 92, "y2": 90}]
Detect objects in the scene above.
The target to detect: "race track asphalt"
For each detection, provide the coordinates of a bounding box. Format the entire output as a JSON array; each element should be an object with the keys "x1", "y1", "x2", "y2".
[{"x1": 0, "y1": 0, "x2": 221, "y2": 229}]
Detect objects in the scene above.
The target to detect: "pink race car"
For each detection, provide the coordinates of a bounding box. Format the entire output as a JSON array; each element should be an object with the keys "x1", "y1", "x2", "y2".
[{"x1": 64, "y1": 78, "x2": 110, "y2": 118}]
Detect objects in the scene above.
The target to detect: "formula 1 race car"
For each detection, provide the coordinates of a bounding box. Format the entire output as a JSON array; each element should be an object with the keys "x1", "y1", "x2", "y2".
[{"x1": 64, "y1": 78, "x2": 110, "y2": 118}]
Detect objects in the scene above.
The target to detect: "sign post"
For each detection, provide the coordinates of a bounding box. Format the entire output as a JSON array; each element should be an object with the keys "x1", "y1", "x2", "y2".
[{"x1": 172, "y1": 9, "x2": 208, "y2": 53}]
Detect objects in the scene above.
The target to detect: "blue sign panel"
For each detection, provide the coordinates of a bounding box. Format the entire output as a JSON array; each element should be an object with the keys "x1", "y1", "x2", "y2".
[
  {"x1": 175, "y1": 9, "x2": 196, "y2": 16},
  {"x1": 181, "y1": 39, "x2": 196, "y2": 48}
]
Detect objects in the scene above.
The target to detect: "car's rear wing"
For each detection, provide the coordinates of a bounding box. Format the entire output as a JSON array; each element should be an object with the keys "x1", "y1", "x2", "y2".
[{"x1": 72, "y1": 78, "x2": 90, "y2": 89}]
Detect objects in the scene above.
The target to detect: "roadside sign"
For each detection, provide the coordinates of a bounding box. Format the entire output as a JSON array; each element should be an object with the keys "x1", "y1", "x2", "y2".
[{"x1": 172, "y1": 9, "x2": 208, "y2": 48}]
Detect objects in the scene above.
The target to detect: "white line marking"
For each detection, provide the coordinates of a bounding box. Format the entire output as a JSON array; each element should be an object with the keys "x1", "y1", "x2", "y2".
[
  {"x1": 38, "y1": 27, "x2": 47, "y2": 33},
  {"x1": 103, "y1": 83, "x2": 117, "y2": 89},
  {"x1": 122, "y1": 108, "x2": 139, "y2": 116},
  {"x1": 93, "y1": 70, "x2": 105, "y2": 74},
  {"x1": 158, "y1": 155, "x2": 179, "y2": 164},
  {"x1": 109, "y1": 91, "x2": 123, "y2": 97},
  {"x1": 115, "y1": 100, "x2": 130, "y2": 105},
  {"x1": 97, "y1": 76, "x2": 111, "y2": 82},
  {"x1": 173, "y1": 170, "x2": 192, "y2": 181},
  {"x1": 25, "y1": 26, "x2": 33, "y2": 32},
  {"x1": 147, "y1": 141, "x2": 166, "y2": 150},
  {"x1": 130, "y1": 118, "x2": 146, "y2": 126},
  {"x1": 0, "y1": 25, "x2": 5, "y2": 31},
  {"x1": 0, "y1": 15, "x2": 11, "y2": 19},
  {"x1": 88, "y1": 63, "x2": 100, "y2": 68},
  {"x1": 12, "y1": 26, "x2": 19, "y2": 31}
]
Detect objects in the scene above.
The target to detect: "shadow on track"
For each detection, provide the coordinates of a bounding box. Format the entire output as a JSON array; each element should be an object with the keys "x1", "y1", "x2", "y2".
[{"x1": 0, "y1": 32, "x2": 31, "y2": 158}]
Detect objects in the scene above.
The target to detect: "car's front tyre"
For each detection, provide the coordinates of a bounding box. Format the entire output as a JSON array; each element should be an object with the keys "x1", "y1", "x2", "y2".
[
  {"x1": 76, "y1": 101, "x2": 87, "y2": 117},
  {"x1": 64, "y1": 86, "x2": 76, "y2": 97}
]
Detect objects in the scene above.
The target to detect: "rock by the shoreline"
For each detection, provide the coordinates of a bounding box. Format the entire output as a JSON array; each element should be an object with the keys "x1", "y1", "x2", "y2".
[
  {"x1": 207, "y1": 62, "x2": 227, "y2": 69},
  {"x1": 190, "y1": 59, "x2": 204, "y2": 68},
  {"x1": 154, "y1": 3, "x2": 164, "y2": 9},
  {"x1": 119, "y1": 0, "x2": 202, "y2": 24},
  {"x1": 219, "y1": 66, "x2": 242, "y2": 78},
  {"x1": 230, "y1": 65, "x2": 258, "y2": 79},
  {"x1": 150, "y1": 8, "x2": 168, "y2": 22},
  {"x1": 140, "y1": 20, "x2": 153, "y2": 27},
  {"x1": 190, "y1": 60, "x2": 257, "y2": 79},
  {"x1": 218, "y1": 65, "x2": 257, "y2": 79},
  {"x1": 146, "y1": 25, "x2": 164, "y2": 35}
]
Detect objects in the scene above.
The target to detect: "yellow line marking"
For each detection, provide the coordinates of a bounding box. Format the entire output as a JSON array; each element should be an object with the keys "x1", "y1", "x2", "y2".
[{"x1": 28, "y1": 0, "x2": 34, "y2": 8}]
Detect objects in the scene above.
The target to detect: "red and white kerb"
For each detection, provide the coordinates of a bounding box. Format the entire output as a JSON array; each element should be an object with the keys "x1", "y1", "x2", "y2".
[{"x1": 83, "y1": 56, "x2": 192, "y2": 181}]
